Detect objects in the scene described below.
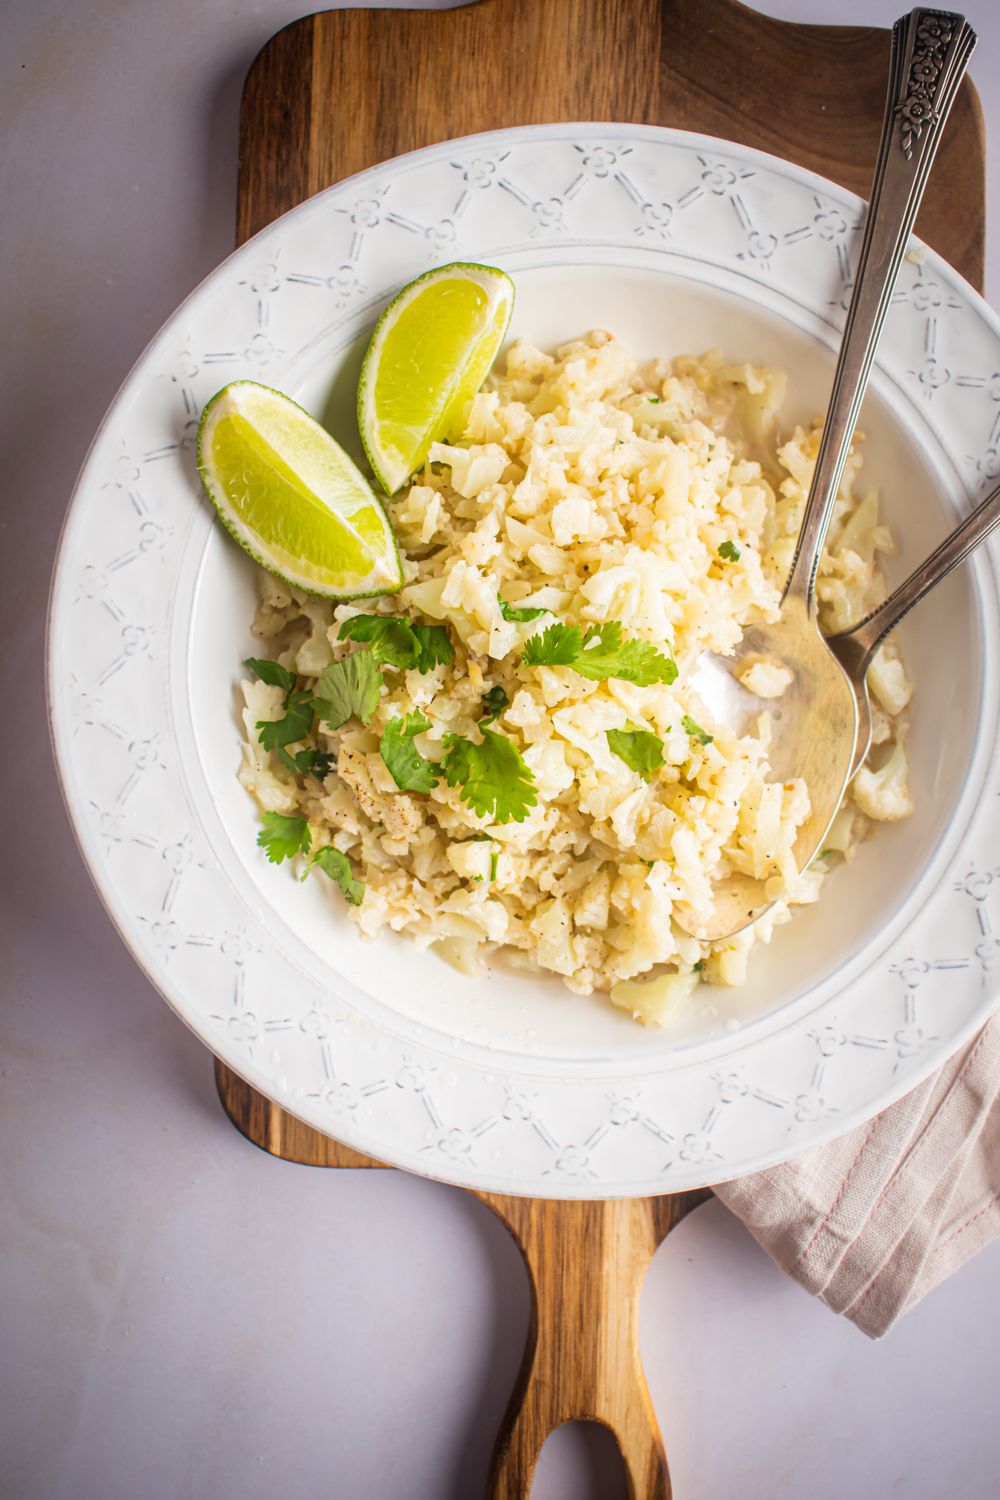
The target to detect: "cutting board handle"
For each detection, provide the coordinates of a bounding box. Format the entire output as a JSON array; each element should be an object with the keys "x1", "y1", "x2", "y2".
[{"x1": 481, "y1": 1195, "x2": 687, "y2": 1499}]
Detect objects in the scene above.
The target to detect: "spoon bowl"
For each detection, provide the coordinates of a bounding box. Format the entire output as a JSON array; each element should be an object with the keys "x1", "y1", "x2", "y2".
[{"x1": 682, "y1": 599, "x2": 859, "y2": 940}]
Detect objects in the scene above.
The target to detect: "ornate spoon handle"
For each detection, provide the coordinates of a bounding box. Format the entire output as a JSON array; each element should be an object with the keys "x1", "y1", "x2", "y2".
[
  {"x1": 784, "y1": 8, "x2": 977, "y2": 612},
  {"x1": 831, "y1": 477, "x2": 1000, "y2": 673}
]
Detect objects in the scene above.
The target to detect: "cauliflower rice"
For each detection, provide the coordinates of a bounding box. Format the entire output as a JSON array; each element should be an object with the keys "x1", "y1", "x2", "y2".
[{"x1": 239, "y1": 332, "x2": 914, "y2": 1025}]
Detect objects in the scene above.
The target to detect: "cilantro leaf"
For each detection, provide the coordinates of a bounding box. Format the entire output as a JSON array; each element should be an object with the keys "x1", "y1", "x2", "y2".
[
  {"x1": 339, "y1": 614, "x2": 417, "y2": 667},
  {"x1": 479, "y1": 685, "x2": 510, "y2": 725},
  {"x1": 279, "y1": 747, "x2": 335, "y2": 778},
  {"x1": 572, "y1": 623, "x2": 678, "y2": 685},
  {"x1": 338, "y1": 615, "x2": 453, "y2": 673},
  {"x1": 606, "y1": 727, "x2": 665, "y2": 782},
  {"x1": 521, "y1": 620, "x2": 677, "y2": 686},
  {"x1": 305, "y1": 846, "x2": 365, "y2": 905},
  {"x1": 718, "y1": 540, "x2": 741, "y2": 562},
  {"x1": 521, "y1": 621, "x2": 585, "y2": 668},
  {"x1": 411, "y1": 623, "x2": 454, "y2": 672},
  {"x1": 256, "y1": 690, "x2": 315, "y2": 752},
  {"x1": 257, "y1": 811, "x2": 311, "y2": 864},
  {"x1": 681, "y1": 713, "x2": 713, "y2": 745},
  {"x1": 379, "y1": 711, "x2": 439, "y2": 794},
  {"x1": 441, "y1": 728, "x2": 537, "y2": 824},
  {"x1": 312, "y1": 650, "x2": 382, "y2": 730},
  {"x1": 498, "y1": 593, "x2": 550, "y2": 623},
  {"x1": 245, "y1": 657, "x2": 314, "y2": 752},
  {"x1": 245, "y1": 657, "x2": 297, "y2": 692}
]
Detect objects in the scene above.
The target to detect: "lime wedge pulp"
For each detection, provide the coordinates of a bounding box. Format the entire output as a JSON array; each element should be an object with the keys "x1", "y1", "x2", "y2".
[
  {"x1": 197, "y1": 381, "x2": 403, "y2": 599},
  {"x1": 358, "y1": 261, "x2": 515, "y2": 495}
]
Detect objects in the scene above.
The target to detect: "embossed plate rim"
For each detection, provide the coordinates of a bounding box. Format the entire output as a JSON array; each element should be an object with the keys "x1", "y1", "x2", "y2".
[{"x1": 48, "y1": 123, "x2": 1000, "y2": 1195}]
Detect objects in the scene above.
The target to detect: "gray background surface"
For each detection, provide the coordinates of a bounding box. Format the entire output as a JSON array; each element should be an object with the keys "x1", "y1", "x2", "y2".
[{"x1": 4, "y1": 2, "x2": 1000, "y2": 1496}]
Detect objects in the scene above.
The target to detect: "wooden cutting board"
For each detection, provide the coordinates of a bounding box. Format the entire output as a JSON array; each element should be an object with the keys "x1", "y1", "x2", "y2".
[{"x1": 216, "y1": 3, "x2": 985, "y2": 1495}]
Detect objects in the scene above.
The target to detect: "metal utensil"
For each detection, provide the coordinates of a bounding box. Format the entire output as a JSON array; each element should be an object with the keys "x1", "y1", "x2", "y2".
[
  {"x1": 680, "y1": 6, "x2": 976, "y2": 943},
  {"x1": 831, "y1": 475, "x2": 1000, "y2": 776}
]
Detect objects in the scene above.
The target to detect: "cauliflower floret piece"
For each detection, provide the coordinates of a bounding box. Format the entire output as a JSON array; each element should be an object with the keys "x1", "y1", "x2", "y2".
[
  {"x1": 446, "y1": 840, "x2": 493, "y2": 882},
  {"x1": 852, "y1": 737, "x2": 913, "y2": 821},
  {"x1": 612, "y1": 872, "x2": 677, "y2": 978},
  {"x1": 503, "y1": 688, "x2": 549, "y2": 737},
  {"x1": 650, "y1": 442, "x2": 692, "y2": 518},
  {"x1": 822, "y1": 802, "x2": 865, "y2": 855},
  {"x1": 551, "y1": 491, "x2": 604, "y2": 545},
  {"x1": 255, "y1": 566, "x2": 294, "y2": 611},
  {"x1": 738, "y1": 659, "x2": 793, "y2": 699},
  {"x1": 574, "y1": 868, "x2": 611, "y2": 930},
  {"x1": 523, "y1": 739, "x2": 575, "y2": 798},
  {"x1": 238, "y1": 680, "x2": 300, "y2": 813},
  {"x1": 428, "y1": 442, "x2": 508, "y2": 498},
  {"x1": 608, "y1": 785, "x2": 648, "y2": 847},
  {"x1": 338, "y1": 745, "x2": 424, "y2": 841},
  {"x1": 704, "y1": 941, "x2": 750, "y2": 987},
  {"x1": 294, "y1": 597, "x2": 335, "y2": 676},
  {"x1": 432, "y1": 936, "x2": 490, "y2": 977},
  {"x1": 867, "y1": 645, "x2": 913, "y2": 717},
  {"x1": 395, "y1": 483, "x2": 445, "y2": 545},
  {"x1": 834, "y1": 491, "x2": 879, "y2": 560},
  {"x1": 438, "y1": 888, "x2": 509, "y2": 942},
  {"x1": 610, "y1": 969, "x2": 698, "y2": 1027},
  {"x1": 441, "y1": 560, "x2": 501, "y2": 628},
  {"x1": 530, "y1": 897, "x2": 577, "y2": 976},
  {"x1": 579, "y1": 563, "x2": 641, "y2": 622}
]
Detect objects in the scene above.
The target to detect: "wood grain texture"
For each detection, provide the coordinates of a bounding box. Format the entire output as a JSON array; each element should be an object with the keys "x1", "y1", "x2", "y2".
[
  {"x1": 219, "y1": 3, "x2": 987, "y2": 1495},
  {"x1": 235, "y1": 0, "x2": 985, "y2": 283},
  {"x1": 216, "y1": 1058, "x2": 386, "y2": 1168},
  {"x1": 480, "y1": 1192, "x2": 707, "y2": 1499}
]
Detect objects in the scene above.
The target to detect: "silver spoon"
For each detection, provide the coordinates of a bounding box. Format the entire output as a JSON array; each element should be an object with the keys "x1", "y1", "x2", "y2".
[
  {"x1": 680, "y1": 6, "x2": 976, "y2": 943},
  {"x1": 831, "y1": 475, "x2": 1000, "y2": 777}
]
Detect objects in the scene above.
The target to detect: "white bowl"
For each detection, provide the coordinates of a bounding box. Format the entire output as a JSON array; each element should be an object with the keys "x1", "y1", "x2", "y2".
[{"x1": 48, "y1": 125, "x2": 1000, "y2": 1195}]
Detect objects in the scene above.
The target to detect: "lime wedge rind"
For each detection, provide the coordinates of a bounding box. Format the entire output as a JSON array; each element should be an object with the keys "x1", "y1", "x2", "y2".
[
  {"x1": 197, "y1": 381, "x2": 403, "y2": 600},
  {"x1": 358, "y1": 261, "x2": 515, "y2": 496}
]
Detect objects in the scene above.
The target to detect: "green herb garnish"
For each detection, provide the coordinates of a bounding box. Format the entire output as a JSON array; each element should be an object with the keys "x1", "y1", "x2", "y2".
[
  {"x1": 312, "y1": 650, "x2": 382, "y2": 730},
  {"x1": 245, "y1": 658, "x2": 315, "y2": 752},
  {"x1": 338, "y1": 614, "x2": 453, "y2": 673},
  {"x1": 441, "y1": 729, "x2": 537, "y2": 824},
  {"x1": 521, "y1": 621, "x2": 677, "y2": 686},
  {"x1": 245, "y1": 657, "x2": 296, "y2": 691},
  {"x1": 498, "y1": 593, "x2": 550, "y2": 623},
  {"x1": 278, "y1": 747, "x2": 335, "y2": 778},
  {"x1": 257, "y1": 811, "x2": 311, "y2": 864},
  {"x1": 479, "y1": 685, "x2": 510, "y2": 725},
  {"x1": 681, "y1": 714, "x2": 713, "y2": 745},
  {"x1": 304, "y1": 846, "x2": 365, "y2": 905},
  {"x1": 379, "y1": 711, "x2": 439, "y2": 794},
  {"x1": 606, "y1": 727, "x2": 665, "y2": 782}
]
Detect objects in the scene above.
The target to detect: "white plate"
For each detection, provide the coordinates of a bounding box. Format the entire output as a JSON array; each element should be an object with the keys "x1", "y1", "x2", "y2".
[{"x1": 48, "y1": 125, "x2": 1000, "y2": 1196}]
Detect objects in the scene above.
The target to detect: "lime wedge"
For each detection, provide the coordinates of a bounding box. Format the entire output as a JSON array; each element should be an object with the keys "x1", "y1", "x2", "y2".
[
  {"x1": 358, "y1": 261, "x2": 514, "y2": 494},
  {"x1": 197, "y1": 381, "x2": 403, "y2": 599}
]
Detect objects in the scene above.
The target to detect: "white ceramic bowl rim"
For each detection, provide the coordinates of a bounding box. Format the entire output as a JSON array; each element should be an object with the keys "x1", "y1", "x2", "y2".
[{"x1": 47, "y1": 123, "x2": 1000, "y2": 1197}]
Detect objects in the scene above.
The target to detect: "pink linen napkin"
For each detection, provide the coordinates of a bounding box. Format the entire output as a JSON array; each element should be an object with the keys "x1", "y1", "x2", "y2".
[{"x1": 713, "y1": 1012, "x2": 1000, "y2": 1337}]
